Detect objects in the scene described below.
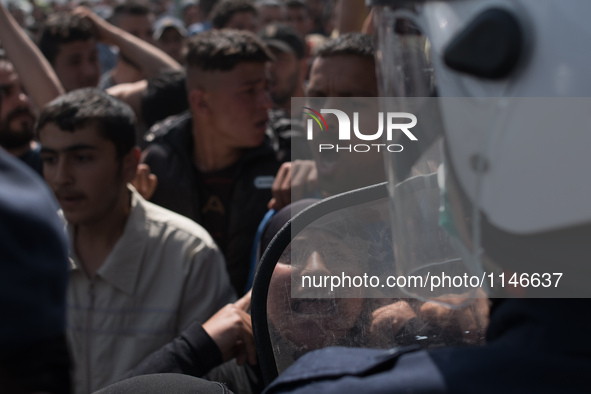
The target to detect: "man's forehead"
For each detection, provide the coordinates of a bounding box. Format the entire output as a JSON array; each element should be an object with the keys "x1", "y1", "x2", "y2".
[
  {"x1": 39, "y1": 123, "x2": 104, "y2": 146},
  {"x1": 58, "y1": 39, "x2": 98, "y2": 56},
  {"x1": 211, "y1": 62, "x2": 266, "y2": 86}
]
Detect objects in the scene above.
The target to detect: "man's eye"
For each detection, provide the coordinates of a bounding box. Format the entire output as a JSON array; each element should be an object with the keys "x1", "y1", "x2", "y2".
[{"x1": 76, "y1": 155, "x2": 92, "y2": 163}]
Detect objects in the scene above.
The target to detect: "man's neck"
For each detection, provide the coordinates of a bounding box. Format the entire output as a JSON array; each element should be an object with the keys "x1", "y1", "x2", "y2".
[
  {"x1": 74, "y1": 188, "x2": 132, "y2": 278},
  {"x1": 192, "y1": 122, "x2": 244, "y2": 173}
]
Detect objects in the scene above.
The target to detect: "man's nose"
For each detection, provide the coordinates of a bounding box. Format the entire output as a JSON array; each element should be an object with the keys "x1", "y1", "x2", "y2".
[
  {"x1": 52, "y1": 158, "x2": 74, "y2": 186},
  {"x1": 302, "y1": 251, "x2": 331, "y2": 276},
  {"x1": 83, "y1": 60, "x2": 99, "y2": 82}
]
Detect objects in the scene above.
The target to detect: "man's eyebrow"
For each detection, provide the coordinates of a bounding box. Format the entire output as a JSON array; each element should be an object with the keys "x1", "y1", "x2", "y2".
[{"x1": 41, "y1": 144, "x2": 98, "y2": 153}]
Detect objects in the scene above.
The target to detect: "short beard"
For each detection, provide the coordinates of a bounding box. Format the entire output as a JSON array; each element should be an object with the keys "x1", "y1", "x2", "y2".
[{"x1": 0, "y1": 109, "x2": 35, "y2": 151}]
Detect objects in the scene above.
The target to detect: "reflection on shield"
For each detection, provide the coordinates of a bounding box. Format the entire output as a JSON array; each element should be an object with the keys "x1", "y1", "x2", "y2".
[{"x1": 251, "y1": 183, "x2": 489, "y2": 385}]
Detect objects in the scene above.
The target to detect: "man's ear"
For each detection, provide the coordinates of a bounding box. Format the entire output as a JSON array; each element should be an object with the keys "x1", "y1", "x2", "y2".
[
  {"x1": 122, "y1": 147, "x2": 141, "y2": 183},
  {"x1": 188, "y1": 88, "x2": 209, "y2": 116}
]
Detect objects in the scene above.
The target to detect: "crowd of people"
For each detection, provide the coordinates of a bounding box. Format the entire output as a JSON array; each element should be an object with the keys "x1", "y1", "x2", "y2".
[{"x1": 1, "y1": 0, "x2": 590, "y2": 393}]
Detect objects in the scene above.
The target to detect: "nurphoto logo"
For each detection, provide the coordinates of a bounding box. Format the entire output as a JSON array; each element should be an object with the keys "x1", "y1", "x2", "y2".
[{"x1": 303, "y1": 107, "x2": 418, "y2": 153}]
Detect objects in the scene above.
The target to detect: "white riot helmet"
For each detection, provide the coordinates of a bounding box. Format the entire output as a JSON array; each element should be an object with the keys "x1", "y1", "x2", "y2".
[{"x1": 371, "y1": 0, "x2": 591, "y2": 300}]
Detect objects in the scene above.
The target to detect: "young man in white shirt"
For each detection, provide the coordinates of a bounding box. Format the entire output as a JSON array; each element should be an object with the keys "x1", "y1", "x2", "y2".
[{"x1": 38, "y1": 88, "x2": 236, "y2": 393}]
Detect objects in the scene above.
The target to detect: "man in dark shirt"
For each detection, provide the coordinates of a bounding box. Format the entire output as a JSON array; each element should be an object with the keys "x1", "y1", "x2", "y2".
[
  {"x1": 0, "y1": 148, "x2": 70, "y2": 393},
  {"x1": 142, "y1": 29, "x2": 283, "y2": 294},
  {"x1": 0, "y1": 58, "x2": 42, "y2": 175}
]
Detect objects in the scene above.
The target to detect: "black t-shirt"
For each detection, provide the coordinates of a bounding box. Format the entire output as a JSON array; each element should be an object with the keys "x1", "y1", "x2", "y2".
[{"x1": 194, "y1": 163, "x2": 238, "y2": 251}]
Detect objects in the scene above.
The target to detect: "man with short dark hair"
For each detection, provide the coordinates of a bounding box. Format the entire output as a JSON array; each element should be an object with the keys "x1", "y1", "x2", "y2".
[
  {"x1": 210, "y1": 0, "x2": 258, "y2": 32},
  {"x1": 0, "y1": 59, "x2": 41, "y2": 173},
  {"x1": 285, "y1": 0, "x2": 313, "y2": 38},
  {"x1": 38, "y1": 6, "x2": 182, "y2": 93},
  {"x1": 260, "y1": 23, "x2": 306, "y2": 114},
  {"x1": 303, "y1": 33, "x2": 382, "y2": 196},
  {"x1": 0, "y1": 1, "x2": 64, "y2": 173},
  {"x1": 99, "y1": 1, "x2": 156, "y2": 89},
  {"x1": 269, "y1": 33, "x2": 383, "y2": 208},
  {"x1": 38, "y1": 12, "x2": 101, "y2": 92},
  {"x1": 259, "y1": 23, "x2": 310, "y2": 160},
  {"x1": 142, "y1": 29, "x2": 283, "y2": 295},
  {"x1": 38, "y1": 88, "x2": 235, "y2": 393},
  {"x1": 256, "y1": 0, "x2": 284, "y2": 31}
]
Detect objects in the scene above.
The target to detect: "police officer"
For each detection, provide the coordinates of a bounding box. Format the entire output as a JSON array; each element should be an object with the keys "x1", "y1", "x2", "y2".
[{"x1": 262, "y1": 1, "x2": 591, "y2": 393}]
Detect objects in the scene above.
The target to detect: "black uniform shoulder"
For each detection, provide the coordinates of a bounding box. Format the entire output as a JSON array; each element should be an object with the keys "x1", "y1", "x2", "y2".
[{"x1": 144, "y1": 111, "x2": 193, "y2": 146}]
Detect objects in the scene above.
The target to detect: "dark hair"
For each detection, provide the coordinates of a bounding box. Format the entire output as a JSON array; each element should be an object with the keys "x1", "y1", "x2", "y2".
[
  {"x1": 38, "y1": 13, "x2": 95, "y2": 65},
  {"x1": 141, "y1": 70, "x2": 189, "y2": 129},
  {"x1": 36, "y1": 89, "x2": 136, "y2": 159},
  {"x1": 285, "y1": 0, "x2": 309, "y2": 12},
  {"x1": 210, "y1": 0, "x2": 256, "y2": 29},
  {"x1": 186, "y1": 29, "x2": 273, "y2": 72},
  {"x1": 257, "y1": 0, "x2": 281, "y2": 8},
  {"x1": 316, "y1": 32, "x2": 375, "y2": 59},
  {"x1": 110, "y1": 0, "x2": 152, "y2": 25}
]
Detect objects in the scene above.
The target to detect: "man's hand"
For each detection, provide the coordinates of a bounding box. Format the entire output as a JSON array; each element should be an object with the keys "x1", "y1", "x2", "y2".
[
  {"x1": 268, "y1": 160, "x2": 317, "y2": 210},
  {"x1": 71, "y1": 5, "x2": 181, "y2": 79},
  {"x1": 71, "y1": 6, "x2": 118, "y2": 45},
  {"x1": 368, "y1": 300, "x2": 417, "y2": 347},
  {"x1": 418, "y1": 294, "x2": 490, "y2": 345},
  {"x1": 203, "y1": 291, "x2": 257, "y2": 366},
  {"x1": 132, "y1": 164, "x2": 158, "y2": 200}
]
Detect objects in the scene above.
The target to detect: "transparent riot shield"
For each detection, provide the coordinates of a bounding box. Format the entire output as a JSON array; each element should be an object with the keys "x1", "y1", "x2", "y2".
[{"x1": 252, "y1": 183, "x2": 489, "y2": 385}]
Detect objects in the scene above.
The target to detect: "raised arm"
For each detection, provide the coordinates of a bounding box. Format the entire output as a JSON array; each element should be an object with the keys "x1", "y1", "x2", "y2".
[
  {"x1": 72, "y1": 7, "x2": 182, "y2": 80},
  {"x1": 0, "y1": 2, "x2": 64, "y2": 108}
]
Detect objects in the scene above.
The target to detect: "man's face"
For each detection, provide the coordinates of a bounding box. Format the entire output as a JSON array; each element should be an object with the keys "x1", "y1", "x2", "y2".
[
  {"x1": 305, "y1": 0, "x2": 323, "y2": 20},
  {"x1": 224, "y1": 11, "x2": 258, "y2": 32},
  {"x1": 0, "y1": 62, "x2": 35, "y2": 150},
  {"x1": 257, "y1": 5, "x2": 284, "y2": 30},
  {"x1": 39, "y1": 123, "x2": 135, "y2": 225},
  {"x1": 196, "y1": 62, "x2": 272, "y2": 149},
  {"x1": 116, "y1": 13, "x2": 156, "y2": 44},
  {"x1": 52, "y1": 39, "x2": 100, "y2": 92},
  {"x1": 267, "y1": 229, "x2": 365, "y2": 350},
  {"x1": 156, "y1": 28, "x2": 186, "y2": 63},
  {"x1": 183, "y1": 4, "x2": 201, "y2": 26},
  {"x1": 286, "y1": 6, "x2": 312, "y2": 37},
  {"x1": 306, "y1": 55, "x2": 382, "y2": 197},
  {"x1": 267, "y1": 47, "x2": 300, "y2": 107}
]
